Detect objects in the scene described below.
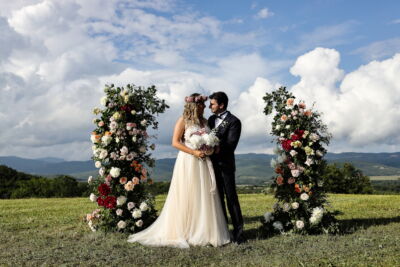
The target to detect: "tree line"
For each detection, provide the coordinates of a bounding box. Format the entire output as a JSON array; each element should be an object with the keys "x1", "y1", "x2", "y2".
[{"x1": 1, "y1": 162, "x2": 390, "y2": 199}]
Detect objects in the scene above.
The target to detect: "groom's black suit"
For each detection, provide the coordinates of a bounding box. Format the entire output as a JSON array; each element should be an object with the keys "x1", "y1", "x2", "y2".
[{"x1": 208, "y1": 111, "x2": 244, "y2": 243}]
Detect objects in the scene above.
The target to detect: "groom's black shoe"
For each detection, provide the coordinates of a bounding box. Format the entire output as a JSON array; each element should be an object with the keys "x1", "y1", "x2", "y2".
[{"x1": 234, "y1": 235, "x2": 246, "y2": 245}]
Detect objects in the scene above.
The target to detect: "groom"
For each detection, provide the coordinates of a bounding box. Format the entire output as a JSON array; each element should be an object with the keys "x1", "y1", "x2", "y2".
[{"x1": 208, "y1": 91, "x2": 245, "y2": 244}]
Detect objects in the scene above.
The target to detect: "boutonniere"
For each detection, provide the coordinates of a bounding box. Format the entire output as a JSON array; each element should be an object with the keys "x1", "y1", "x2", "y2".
[{"x1": 219, "y1": 121, "x2": 228, "y2": 129}]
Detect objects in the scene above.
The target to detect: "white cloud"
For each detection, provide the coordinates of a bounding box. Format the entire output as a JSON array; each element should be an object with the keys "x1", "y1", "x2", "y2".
[
  {"x1": 352, "y1": 38, "x2": 400, "y2": 61},
  {"x1": 291, "y1": 47, "x2": 400, "y2": 151},
  {"x1": 390, "y1": 19, "x2": 400, "y2": 24},
  {"x1": 254, "y1": 8, "x2": 274, "y2": 19}
]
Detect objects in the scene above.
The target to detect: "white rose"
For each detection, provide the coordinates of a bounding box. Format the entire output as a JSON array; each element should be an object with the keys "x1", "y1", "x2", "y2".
[
  {"x1": 110, "y1": 167, "x2": 121, "y2": 178},
  {"x1": 117, "y1": 220, "x2": 126, "y2": 229},
  {"x1": 127, "y1": 202, "x2": 135, "y2": 210},
  {"x1": 291, "y1": 169, "x2": 300, "y2": 178},
  {"x1": 132, "y1": 136, "x2": 137, "y2": 142},
  {"x1": 275, "y1": 125, "x2": 281, "y2": 130},
  {"x1": 100, "y1": 96, "x2": 107, "y2": 106},
  {"x1": 280, "y1": 133, "x2": 285, "y2": 137},
  {"x1": 139, "y1": 146, "x2": 146, "y2": 153},
  {"x1": 285, "y1": 125, "x2": 290, "y2": 129},
  {"x1": 289, "y1": 150, "x2": 298, "y2": 157},
  {"x1": 95, "y1": 161, "x2": 101, "y2": 168},
  {"x1": 316, "y1": 150, "x2": 324, "y2": 157},
  {"x1": 88, "y1": 176, "x2": 93, "y2": 183},
  {"x1": 120, "y1": 146, "x2": 129, "y2": 155},
  {"x1": 99, "y1": 167, "x2": 105, "y2": 176},
  {"x1": 135, "y1": 219, "x2": 143, "y2": 227},
  {"x1": 291, "y1": 202, "x2": 299, "y2": 209},
  {"x1": 99, "y1": 149, "x2": 108, "y2": 159},
  {"x1": 139, "y1": 202, "x2": 149, "y2": 212},
  {"x1": 132, "y1": 209, "x2": 142, "y2": 219},
  {"x1": 263, "y1": 212, "x2": 274, "y2": 223},
  {"x1": 300, "y1": 193, "x2": 309, "y2": 201},
  {"x1": 89, "y1": 193, "x2": 97, "y2": 202},
  {"x1": 296, "y1": 220, "x2": 305, "y2": 229},
  {"x1": 116, "y1": 209, "x2": 123, "y2": 216},
  {"x1": 272, "y1": 221, "x2": 283, "y2": 231},
  {"x1": 310, "y1": 133, "x2": 320, "y2": 142},
  {"x1": 140, "y1": 119, "x2": 147, "y2": 126},
  {"x1": 117, "y1": 196, "x2": 127, "y2": 206}
]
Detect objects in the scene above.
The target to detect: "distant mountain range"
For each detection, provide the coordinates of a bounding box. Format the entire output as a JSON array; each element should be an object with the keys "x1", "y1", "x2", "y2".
[{"x1": 1, "y1": 152, "x2": 399, "y2": 185}]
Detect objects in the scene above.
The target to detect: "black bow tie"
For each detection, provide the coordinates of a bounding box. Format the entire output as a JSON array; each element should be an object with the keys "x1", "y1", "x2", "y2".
[{"x1": 216, "y1": 112, "x2": 227, "y2": 119}]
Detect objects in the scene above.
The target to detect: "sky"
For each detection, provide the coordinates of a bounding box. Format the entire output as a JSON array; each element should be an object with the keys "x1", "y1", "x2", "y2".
[{"x1": 0, "y1": 0, "x2": 400, "y2": 161}]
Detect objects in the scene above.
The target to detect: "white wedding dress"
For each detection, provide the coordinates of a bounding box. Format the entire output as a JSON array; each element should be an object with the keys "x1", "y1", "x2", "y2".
[{"x1": 127, "y1": 124, "x2": 230, "y2": 248}]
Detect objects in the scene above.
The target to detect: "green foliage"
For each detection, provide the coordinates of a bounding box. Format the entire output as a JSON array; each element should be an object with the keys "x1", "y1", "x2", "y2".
[
  {"x1": 263, "y1": 87, "x2": 338, "y2": 234},
  {"x1": 323, "y1": 163, "x2": 373, "y2": 194},
  {"x1": 0, "y1": 165, "x2": 36, "y2": 198}
]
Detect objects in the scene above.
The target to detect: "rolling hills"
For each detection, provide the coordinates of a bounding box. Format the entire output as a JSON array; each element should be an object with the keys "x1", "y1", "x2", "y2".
[{"x1": 1, "y1": 152, "x2": 399, "y2": 185}]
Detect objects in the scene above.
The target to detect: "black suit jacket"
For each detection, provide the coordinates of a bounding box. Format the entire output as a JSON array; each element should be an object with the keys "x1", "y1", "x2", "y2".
[{"x1": 208, "y1": 111, "x2": 241, "y2": 172}]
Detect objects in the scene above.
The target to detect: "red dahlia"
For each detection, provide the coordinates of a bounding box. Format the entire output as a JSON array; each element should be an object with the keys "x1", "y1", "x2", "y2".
[
  {"x1": 281, "y1": 139, "x2": 292, "y2": 151},
  {"x1": 103, "y1": 196, "x2": 117, "y2": 209},
  {"x1": 98, "y1": 183, "x2": 111, "y2": 196}
]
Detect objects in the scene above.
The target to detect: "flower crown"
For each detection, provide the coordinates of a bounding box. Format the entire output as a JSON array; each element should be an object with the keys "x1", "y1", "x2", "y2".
[{"x1": 184, "y1": 95, "x2": 208, "y2": 103}]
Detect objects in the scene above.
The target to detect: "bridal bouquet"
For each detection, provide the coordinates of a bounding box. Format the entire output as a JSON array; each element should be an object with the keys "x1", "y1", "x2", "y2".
[{"x1": 188, "y1": 130, "x2": 219, "y2": 156}]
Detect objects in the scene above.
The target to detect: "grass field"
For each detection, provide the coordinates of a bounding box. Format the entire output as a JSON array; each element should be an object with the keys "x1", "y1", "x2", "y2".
[
  {"x1": 1, "y1": 194, "x2": 400, "y2": 266},
  {"x1": 370, "y1": 175, "x2": 400, "y2": 181}
]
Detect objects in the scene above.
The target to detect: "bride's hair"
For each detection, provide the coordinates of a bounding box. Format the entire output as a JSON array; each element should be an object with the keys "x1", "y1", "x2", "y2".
[{"x1": 183, "y1": 93, "x2": 206, "y2": 126}]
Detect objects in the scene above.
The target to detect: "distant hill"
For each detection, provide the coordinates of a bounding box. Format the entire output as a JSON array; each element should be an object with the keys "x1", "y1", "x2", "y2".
[{"x1": 1, "y1": 152, "x2": 400, "y2": 185}]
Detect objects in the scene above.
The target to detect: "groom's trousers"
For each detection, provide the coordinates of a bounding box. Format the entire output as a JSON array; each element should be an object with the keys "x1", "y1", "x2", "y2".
[{"x1": 214, "y1": 163, "x2": 244, "y2": 241}]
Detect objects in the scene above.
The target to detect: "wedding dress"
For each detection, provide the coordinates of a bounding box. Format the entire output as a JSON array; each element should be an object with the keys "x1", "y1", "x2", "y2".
[{"x1": 127, "y1": 124, "x2": 230, "y2": 248}]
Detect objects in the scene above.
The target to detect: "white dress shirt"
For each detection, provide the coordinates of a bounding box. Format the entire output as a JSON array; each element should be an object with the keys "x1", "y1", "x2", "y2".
[{"x1": 215, "y1": 111, "x2": 228, "y2": 128}]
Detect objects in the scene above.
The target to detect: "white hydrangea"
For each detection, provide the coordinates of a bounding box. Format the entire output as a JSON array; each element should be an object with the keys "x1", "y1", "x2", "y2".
[
  {"x1": 270, "y1": 158, "x2": 277, "y2": 168},
  {"x1": 310, "y1": 207, "x2": 324, "y2": 225},
  {"x1": 117, "y1": 196, "x2": 127, "y2": 206},
  {"x1": 283, "y1": 203, "x2": 291, "y2": 212},
  {"x1": 110, "y1": 167, "x2": 121, "y2": 178},
  {"x1": 132, "y1": 209, "x2": 142, "y2": 219},
  {"x1": 100, "y1": 96, "x2": 107, "y2": 106},
  {"x1": 101, "y1": 135, "x2": 112, "y2": 146},
  {"x1": 189, "y1": 134, "x2": 204, "y2": 149},
  {"x1": 272, "y1": 221, "x2": 283, "y2": 231},
  {"x1": 203, "y1": 132, "x2": 219, "y2": 146},
  {"x1": 263, "y1": 212, "x2": 274, "y2": 223}
]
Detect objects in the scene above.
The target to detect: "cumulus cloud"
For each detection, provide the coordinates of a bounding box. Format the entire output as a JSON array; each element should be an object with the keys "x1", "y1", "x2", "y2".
[
  {"x1": 291, "y1": 47, "x2": 400, "y2": 151},
  {"x1": 254, "y1": 8, "x2": 274, "y2": 19}
]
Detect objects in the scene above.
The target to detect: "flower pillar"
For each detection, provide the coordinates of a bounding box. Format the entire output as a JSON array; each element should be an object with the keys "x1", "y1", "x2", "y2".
[
  {"x1": 86, "y1": 84, "x2": 169, "y2": 233},
  {"x1": 262, "y1": 87, "x2": 338, "y2": 234}
]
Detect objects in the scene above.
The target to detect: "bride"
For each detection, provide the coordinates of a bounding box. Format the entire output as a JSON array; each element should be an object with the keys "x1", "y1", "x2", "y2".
[{"x1": 127, "y1": 93, "x2": 231, "y2": 248}]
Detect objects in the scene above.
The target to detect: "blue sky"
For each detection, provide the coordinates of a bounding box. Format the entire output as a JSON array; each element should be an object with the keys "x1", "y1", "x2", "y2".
[{"x1": 0, "y1": 0, "x2": 399, "y2": 160}]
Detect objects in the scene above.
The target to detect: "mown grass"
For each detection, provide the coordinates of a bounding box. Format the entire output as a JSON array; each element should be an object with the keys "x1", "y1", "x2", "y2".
[
  {"x1": 1, "y1": 194, "x2": 400, "y2": 266},
  {"x1": 370, "y1": 175, "x2": 400, "y2": 181}
]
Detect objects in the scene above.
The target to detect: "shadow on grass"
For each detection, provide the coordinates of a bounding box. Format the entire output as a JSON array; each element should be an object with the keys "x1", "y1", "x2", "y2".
[
  {"x1": 338, "y1": 216, "x2": 400, "y2": 234},
  {"x1": 240, "y1": 215, "x2": 400, "y2": 240}
]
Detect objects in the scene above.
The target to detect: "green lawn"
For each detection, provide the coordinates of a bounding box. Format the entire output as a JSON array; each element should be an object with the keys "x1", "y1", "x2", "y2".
[{"x1": 1, "y1": 194, "x2": 400, "y2": 266}]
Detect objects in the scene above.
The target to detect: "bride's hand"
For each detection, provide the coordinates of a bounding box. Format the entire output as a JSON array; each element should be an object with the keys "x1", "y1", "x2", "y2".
[{"x1": 193, "y1": 150, "x2": 205, "y2": 158}]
